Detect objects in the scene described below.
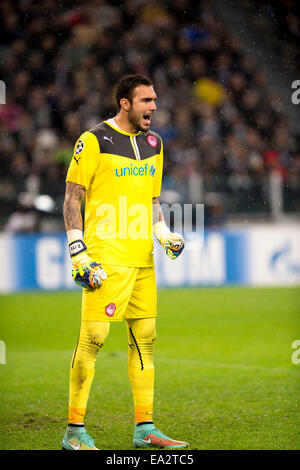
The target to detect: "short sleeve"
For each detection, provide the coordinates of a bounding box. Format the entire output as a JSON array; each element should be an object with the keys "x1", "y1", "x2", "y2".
[
  {"x1": 153, "y1": 138, "x2": 163, "y2": 197},
  {"x1": 66, "y1": 131, "x2": 100, "y2": 189}
]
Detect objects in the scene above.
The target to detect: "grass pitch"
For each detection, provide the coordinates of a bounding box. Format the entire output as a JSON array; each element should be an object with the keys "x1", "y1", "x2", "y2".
[{"x1": 0, "y1": 287, "x2": 299, "y2": 450}]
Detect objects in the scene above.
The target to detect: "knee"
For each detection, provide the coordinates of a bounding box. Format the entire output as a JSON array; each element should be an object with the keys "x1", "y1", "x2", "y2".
[
  {"x1": 76, "y1": 322, "x2": 110, "y2": 361},
  {"x1": 130, "y1": 318, "x2": 157, "y2": 345},
  {"x1": 128, "y1": 321, "x2": 157, "y2": 359},
  {"x1": 84, "y1": 322, "x2": 110, "y2": 349}
]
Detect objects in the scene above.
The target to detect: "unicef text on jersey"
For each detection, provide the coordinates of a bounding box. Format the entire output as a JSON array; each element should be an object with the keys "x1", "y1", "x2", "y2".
[{"x1": 115, "y1": 163, "x2": 156, "y2": 177}]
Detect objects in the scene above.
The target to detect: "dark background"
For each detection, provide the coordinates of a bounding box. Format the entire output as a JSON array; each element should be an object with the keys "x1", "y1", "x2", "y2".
[{"x1": 1, "y1": 0, "x2": 299, "y2": 231}]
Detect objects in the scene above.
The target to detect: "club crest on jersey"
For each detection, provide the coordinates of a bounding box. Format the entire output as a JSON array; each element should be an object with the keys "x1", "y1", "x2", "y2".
[
  {"x1": 75, "y1": 140, "x2": 84, "y2": 154},
  {"x1": 147, "y1": 134, "x2": 158, "y2": 148},
  {"x1": 105, "y1": 303, "x2": 116, "y2": 317}
]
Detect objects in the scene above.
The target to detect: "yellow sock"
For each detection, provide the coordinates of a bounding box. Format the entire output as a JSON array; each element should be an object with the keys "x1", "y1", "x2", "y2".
[
  {"x1": 126, "y1": 317, "x2": 157, "y2": 423},
  {"x1": 68, "y1": 321, "x2": 110, "y2": 424}
]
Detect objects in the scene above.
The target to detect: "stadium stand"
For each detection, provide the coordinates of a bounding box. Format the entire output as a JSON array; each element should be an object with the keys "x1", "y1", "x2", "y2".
[{"x1": 0, "y1": 0, "x2": 299, "y2": 231}]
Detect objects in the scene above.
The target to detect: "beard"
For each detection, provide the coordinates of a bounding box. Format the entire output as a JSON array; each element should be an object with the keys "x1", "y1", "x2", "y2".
[{"x1": 128, "y1": 108, "x2": 148, "y2": 132}]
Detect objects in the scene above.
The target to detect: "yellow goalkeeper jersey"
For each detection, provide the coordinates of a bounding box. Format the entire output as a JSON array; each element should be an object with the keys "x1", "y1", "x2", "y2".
[{"x1": 66, "y1": 120, "x2": 163, "y2": 267}]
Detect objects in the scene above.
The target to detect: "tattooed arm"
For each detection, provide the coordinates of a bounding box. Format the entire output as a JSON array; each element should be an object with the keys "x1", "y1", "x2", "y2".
[
  {"x1": 63, "y1": 181, "x2": 106, "y2": 288},
  {"x1": 63, "y1": 181, "x2": 86, "y2": 231}
]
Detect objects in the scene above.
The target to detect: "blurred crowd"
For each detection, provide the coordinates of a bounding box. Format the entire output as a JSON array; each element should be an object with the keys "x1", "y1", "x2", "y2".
[
  {"x1": 0, "y1": 0, "x2": 300, "y2": 231},
  {"x1": 249, "y1": 0, "x2": 300, "y2": 75}
]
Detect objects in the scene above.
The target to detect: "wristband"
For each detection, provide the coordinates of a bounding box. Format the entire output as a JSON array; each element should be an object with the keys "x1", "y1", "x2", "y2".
[
  {"x1": 67, "y1": 229, "x2": 83, "y2": 244},
  {"x1": 69, "y1": 239, "x2": 87, "y2": 257},
  {"x1": 153, "y1": 221, "x2": 170, "y2": 240}
]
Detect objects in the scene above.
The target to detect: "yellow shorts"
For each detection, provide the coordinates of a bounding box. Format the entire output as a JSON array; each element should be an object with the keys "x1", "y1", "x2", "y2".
[{"x1": 81, "y1": 264, "x2": 157, "y2": 322}]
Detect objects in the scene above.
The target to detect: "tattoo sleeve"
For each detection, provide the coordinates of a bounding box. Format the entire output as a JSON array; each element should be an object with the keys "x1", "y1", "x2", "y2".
[
  {"x1": 152, "y1": 197, "x2": 164, "y2": 226},
  {"x1": 63, "y1": 182, "x2": 86, "y2": 231}
]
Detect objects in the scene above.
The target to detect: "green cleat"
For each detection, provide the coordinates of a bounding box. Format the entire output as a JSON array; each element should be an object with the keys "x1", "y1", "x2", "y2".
[
  {"x1": 62, "y1": 426, "x2": 99, "y2": 450},
  {"x1": 133, "y1": 423, "x2": 188, "y2": 449}
]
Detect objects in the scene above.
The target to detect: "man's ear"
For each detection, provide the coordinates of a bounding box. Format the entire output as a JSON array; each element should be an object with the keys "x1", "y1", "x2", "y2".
[{"x1": 120, "y1": 98, "x2": 131, "y2": 112}]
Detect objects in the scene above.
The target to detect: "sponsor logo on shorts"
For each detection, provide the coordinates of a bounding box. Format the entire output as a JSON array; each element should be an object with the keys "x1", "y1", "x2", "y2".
[{"x1": 105, "y1": 303, "x2": 116, "y2": 317}]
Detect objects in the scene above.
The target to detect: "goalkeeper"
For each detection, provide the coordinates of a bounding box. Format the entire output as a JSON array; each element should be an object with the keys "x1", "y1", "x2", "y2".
[{"x1": 61, "y1": 74, "x2": 187, "y2": 451}]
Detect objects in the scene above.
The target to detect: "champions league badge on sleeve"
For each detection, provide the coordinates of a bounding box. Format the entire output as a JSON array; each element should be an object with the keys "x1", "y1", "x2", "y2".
[
  {"x1": 75, "y1": 140, "x2": 84, "y2": 154},
  {"x1": 73, "y1": 140, "x2": 84, "y2": 164}
]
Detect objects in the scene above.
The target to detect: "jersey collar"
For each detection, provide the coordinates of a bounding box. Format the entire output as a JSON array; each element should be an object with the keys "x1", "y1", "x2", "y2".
[{"x1": 104, "y1": 120, "x2": 141, "y2": 137}]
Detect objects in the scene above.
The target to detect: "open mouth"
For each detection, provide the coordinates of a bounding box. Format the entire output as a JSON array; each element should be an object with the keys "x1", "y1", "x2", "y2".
[{"x1": 143, "y1": 115, "x2": 151, "y2": 124}]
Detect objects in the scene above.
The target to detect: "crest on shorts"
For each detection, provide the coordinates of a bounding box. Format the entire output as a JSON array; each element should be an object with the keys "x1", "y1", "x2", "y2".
[{"x1": 105, "y1": 303, "x2": 116, "y2": 317}]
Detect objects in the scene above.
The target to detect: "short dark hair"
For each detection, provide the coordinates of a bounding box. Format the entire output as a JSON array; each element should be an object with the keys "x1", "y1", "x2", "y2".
[{"x1": 115, "y1": 74, "x2": 153, "y2": 111}]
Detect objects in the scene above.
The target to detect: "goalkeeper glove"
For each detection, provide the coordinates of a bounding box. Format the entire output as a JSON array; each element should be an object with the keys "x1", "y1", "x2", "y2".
[
  {"x1": 68, "y1": 237, "x2": 107, "y2": 289},
  {"x1": 154, "y1": 221, "x2": 185, "y2": 260}
]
